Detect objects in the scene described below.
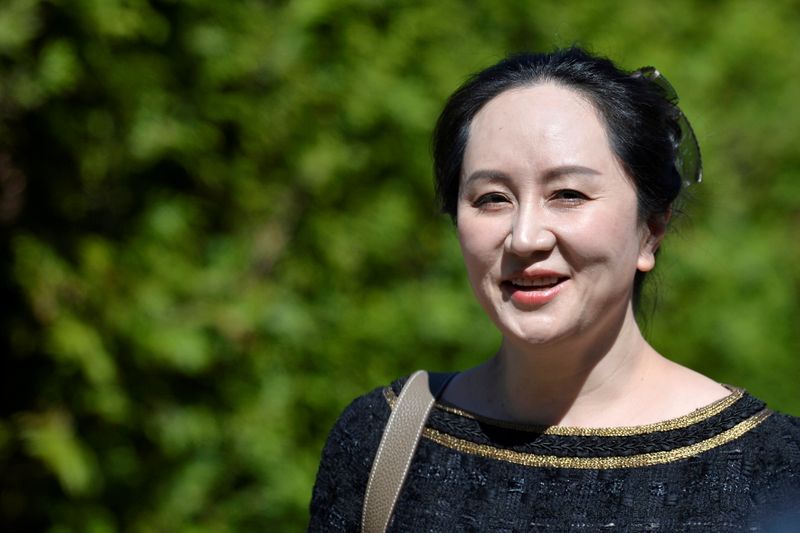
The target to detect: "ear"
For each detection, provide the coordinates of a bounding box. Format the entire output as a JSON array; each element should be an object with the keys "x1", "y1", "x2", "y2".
[{"x1": 637, "y1": 209, "x2": 671, "y2": 272}]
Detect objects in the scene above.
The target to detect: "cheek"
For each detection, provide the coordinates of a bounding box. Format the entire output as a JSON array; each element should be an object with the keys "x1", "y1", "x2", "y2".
[
  {"x1": 457, "y1": 218, "x2": 506, "y2": 274},
  {"x1": 560, "y1": 209, "x2": 642, "y2": 265}
]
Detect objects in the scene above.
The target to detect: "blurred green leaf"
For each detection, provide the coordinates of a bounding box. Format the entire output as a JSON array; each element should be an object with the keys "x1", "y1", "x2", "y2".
[{"x1": 18, "y1": 411, "x2": 101, "y2": 497}]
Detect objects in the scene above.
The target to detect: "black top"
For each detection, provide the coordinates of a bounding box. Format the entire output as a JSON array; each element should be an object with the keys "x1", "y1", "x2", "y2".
[{"x1": 309, "y1": 377, "x2": 800, "y2": 531}]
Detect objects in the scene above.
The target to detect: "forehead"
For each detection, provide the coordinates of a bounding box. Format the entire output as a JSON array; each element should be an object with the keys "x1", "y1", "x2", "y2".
[{"x1": 462, "y1": 83, "x2": 616, "y2": 177}]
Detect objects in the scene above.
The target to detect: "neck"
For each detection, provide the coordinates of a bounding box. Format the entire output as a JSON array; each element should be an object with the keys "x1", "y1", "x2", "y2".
[{"x1": 459, "y1": 304, "x2": 664, "y2": 427}]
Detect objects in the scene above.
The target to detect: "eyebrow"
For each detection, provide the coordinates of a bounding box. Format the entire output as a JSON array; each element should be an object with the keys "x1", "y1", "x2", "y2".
[{"x1": 463, "y1": 165, "x2": 601, "y2": 186}]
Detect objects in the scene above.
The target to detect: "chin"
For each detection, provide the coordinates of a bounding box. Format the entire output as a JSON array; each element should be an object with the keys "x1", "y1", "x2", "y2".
[{"x1": 498, "y1": 315, "x2": 572, "y2": 347}]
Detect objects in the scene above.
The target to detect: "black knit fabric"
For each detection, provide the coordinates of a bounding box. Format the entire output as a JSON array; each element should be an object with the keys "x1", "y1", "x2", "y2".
[{"x1": 309, "y1": 378, "x2": 800, "y2": 532}]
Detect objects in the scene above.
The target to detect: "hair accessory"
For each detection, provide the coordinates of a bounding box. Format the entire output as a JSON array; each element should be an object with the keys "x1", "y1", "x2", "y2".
[{"x1": 634, "y1": 66, "x2": 703, "y2": 186}]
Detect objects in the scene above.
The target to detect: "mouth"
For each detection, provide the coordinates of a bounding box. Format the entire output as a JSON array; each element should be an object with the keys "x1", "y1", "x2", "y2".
[
  {"x1": 501, "y1": 275, "x2": 569, "y2": 306},
  {"x1": 504, "y1": 276, "x2": 567, "y2": 290}
]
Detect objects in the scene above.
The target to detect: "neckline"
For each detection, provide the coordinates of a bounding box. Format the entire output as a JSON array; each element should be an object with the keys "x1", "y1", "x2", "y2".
[
  {"x1": 386, "y1": 380, "x2": 750, "y2": 438},
  {"x1": 383, "y1": 381, "x2": 771, "y2": 468},
  {"x1": 433, "y1": 385, "x2": 744, "y2": 437}
]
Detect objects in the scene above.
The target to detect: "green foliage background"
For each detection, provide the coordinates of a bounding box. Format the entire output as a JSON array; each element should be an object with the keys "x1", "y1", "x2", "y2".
[{"x1": 1, "y1": 0, "x2": 798, "y2": 530}]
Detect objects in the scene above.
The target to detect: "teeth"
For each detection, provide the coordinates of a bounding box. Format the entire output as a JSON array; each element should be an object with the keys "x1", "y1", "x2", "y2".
[{"x1": 511, "y1": 276, "x2": 561, "y2": 287}]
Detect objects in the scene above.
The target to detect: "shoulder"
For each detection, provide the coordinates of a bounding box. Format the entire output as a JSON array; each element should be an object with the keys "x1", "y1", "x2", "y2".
[
  {"x1": 734, "y1": 395, "x2": 800, "y2": 462},
  {"x1": 308, "y1": 378, "x2": 404, "y2": 531},
  {"x1": 752, "y1": 407, "x2": 800, "y2": 449},
  {"x1": 315, "y1": 381, "x2": 397, "y2": 476},
  {"x1": 740, "y1": 406, "x2": 800, "y2": 520},
  {"x1": 756, "y1": 409, "x2": 800, "y2": 458},
  {"x1": 324, "y1": 377, "x2": 412, "y2": 446},
  {"x1": 767, "y1": 409, "x2": 800, "y2": 433},
  {"x1": 331, "y1": 383, "x2": 394, "y2": 438}
]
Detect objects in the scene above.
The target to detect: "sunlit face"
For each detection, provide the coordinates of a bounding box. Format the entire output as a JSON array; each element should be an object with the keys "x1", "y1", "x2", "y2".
[{"x1": 457, "y1": 84, "x2": 662, "y2": 347}]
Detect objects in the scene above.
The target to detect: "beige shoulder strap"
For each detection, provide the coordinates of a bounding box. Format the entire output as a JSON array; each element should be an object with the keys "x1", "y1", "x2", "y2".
[{"x1": 361, "y1": 371, "x2": 454, "y2": 533}]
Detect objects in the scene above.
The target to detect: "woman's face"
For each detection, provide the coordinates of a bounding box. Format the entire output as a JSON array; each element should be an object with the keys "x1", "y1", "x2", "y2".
[{"x1": 457, "y1": 83, "x2": 663, "y2": 347}]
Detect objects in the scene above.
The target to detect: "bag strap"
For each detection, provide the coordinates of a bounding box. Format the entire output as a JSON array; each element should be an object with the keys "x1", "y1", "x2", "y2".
[{"x1": 361, "y1": 370, "x2": 455, "y2": 533}]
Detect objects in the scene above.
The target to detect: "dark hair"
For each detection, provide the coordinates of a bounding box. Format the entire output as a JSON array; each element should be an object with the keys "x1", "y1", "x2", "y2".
[{"x1": 432, "y1": 46, "x2": 697, "y2": 308}]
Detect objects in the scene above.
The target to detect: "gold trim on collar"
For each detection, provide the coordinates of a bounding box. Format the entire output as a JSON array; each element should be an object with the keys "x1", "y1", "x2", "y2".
[
  {"x1": 422, "y1": 409, "x2": 771, "y2": 469},
  {"x1": 383, "y1": 386, "x2": 745, "y2": 437}
]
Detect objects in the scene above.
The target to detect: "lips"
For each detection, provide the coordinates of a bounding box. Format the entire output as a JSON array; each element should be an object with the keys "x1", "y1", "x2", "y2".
[{"x1": 501, "y1": 273, "x2": 569, "y2": 306}]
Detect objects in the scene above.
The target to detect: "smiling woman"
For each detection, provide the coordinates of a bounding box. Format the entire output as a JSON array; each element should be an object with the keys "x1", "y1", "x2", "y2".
[{"x1": 309, "y1": 47, "x2": 800, "y2": 531}]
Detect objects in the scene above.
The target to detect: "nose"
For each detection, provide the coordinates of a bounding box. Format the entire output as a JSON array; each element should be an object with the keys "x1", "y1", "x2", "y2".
[{"x1": 506, "y1": 205, "x2": 556, "y2": 256}]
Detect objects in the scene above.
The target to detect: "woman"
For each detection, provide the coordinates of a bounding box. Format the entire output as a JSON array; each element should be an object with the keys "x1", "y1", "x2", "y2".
[{"x1": 309, "y1": 47, "x2": 800, "y2": 531}]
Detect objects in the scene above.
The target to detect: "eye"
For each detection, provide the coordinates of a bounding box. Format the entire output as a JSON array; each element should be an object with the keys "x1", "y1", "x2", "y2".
[
  {"x1": 551, "y1": 189, "x2": 589, "y2": 204},
  {"x1": 473, "y1": 193, "x2": 510, "y2": 209}
]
